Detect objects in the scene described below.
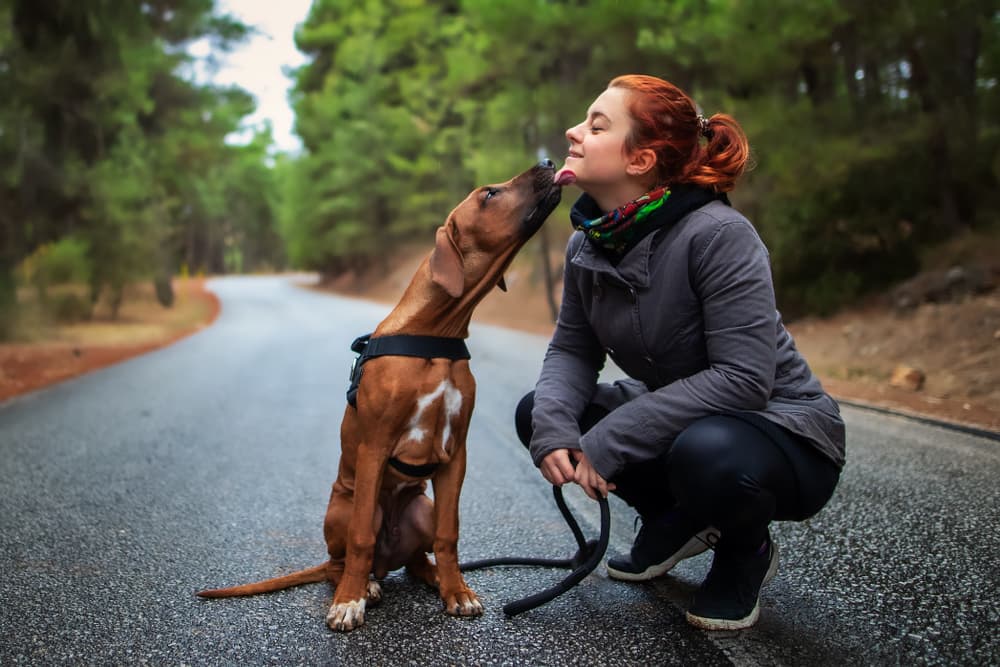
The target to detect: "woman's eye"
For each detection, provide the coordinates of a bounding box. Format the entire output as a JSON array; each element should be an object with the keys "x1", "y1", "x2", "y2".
[{"x1": 591, "y1": 126, "x2": 605, "y2": 133}]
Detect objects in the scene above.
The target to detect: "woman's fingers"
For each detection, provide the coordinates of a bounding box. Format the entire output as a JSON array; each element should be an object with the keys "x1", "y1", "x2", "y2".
[
  {"x1": 541, "y1": 449, "x2": 615, "y2": 498},
  {"x1": 541, "y1": 449, "x2": 576, "y2": 486},
  {"x1": 573, "y1": 454, "x2": 610, "y2": 499}
]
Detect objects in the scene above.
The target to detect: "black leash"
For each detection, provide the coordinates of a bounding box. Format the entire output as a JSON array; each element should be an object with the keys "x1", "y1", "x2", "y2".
[{"x1": 460, "y1": 485, "x2": 610, "y2": 616}]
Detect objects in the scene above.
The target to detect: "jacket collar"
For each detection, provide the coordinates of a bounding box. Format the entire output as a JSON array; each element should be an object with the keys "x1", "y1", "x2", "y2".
[
  {"x1": 570, "y1": 227, "x2": 658, "y2": 286},
  {"x1": 569, "y1": 186, "x2": 728, "y2": 287}
]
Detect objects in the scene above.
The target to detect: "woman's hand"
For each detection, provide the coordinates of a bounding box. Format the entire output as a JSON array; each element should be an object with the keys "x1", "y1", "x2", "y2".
[
  {"x1": 572, "y1": 451, "x2": 616, "y2": 500},
  {"x1": 540, "y1": 449, "x2": 578, "y2": 486}
]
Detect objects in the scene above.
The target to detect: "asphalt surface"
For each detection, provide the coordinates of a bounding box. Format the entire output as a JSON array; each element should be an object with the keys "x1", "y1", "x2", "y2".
[{"x1": 1, "y1": 275, "x2": 997, "y2": 666}]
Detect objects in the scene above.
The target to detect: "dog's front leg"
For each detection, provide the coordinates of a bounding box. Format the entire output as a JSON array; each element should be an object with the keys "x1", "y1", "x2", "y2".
[
  {"x1": 431, "y1": 443, "x2": 483, "y2": 617},
  {"x1": 327, "y1": 445, "x2": 386, "y2": 632}
]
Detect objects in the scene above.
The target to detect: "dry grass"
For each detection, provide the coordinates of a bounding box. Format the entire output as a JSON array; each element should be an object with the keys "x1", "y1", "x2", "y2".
[{"x1": 0, "y1": 279, "x2": 219, "y2": 401}]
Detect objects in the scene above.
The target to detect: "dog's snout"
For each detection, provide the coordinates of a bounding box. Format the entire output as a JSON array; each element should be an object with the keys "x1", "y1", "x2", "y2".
[{"x1": 530, "y1": 159, "x2": 556, "y2": 193}]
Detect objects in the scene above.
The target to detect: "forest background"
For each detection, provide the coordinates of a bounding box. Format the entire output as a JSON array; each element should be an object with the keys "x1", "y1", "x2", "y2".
[{"x1": 1, "y1": 1, "x2": 997, "y2": 345}]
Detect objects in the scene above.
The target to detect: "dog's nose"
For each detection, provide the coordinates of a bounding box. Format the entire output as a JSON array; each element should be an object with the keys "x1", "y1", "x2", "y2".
[{"x1": 538, "y1": 158, "x2": 554, "y2": 169}]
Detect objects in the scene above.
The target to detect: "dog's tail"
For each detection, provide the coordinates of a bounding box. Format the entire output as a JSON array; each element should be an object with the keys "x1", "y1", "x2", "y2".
[{"x1": 196, "y1": 563, "x2": 330, "y2": 598}]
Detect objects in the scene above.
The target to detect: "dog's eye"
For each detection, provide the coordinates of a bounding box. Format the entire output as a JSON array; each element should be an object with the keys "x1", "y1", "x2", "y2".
[{"x1": 484, "y1": 187, "x2": 499, "y2": 201}]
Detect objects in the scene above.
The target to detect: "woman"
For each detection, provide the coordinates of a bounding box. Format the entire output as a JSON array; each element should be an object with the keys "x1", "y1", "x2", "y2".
[{"x1": 515, "y1": 74, "x2": 845, "y2": 631}]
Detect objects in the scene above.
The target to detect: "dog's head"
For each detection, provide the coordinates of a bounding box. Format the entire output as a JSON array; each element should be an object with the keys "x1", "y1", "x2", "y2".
[{"x1": 430, "y1": 160, "x2": 562, "y2": 299}]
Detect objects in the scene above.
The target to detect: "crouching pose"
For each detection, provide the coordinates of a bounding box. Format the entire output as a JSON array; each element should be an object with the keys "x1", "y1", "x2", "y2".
[{"x1": 517, "y1": 74, "x2": 845, "y2": 630}]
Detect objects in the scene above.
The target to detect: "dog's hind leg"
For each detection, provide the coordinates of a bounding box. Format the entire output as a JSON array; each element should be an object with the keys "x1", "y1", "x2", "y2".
[
  {"x1": 396, "y1": 492, "x2": 438, "y2": 588},
  {"x1": 406, "y1": 554, "x2": 439, "y2": 589}
]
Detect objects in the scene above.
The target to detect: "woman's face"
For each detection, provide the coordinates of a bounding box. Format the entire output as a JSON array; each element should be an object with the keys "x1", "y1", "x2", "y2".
[{"x1": 561, "y1": 86, "x2": 637, "y2": 192}]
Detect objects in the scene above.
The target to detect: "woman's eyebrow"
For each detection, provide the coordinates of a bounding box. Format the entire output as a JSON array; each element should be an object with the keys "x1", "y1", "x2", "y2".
[{"x1": 587, "y1": 110, "x2": 611, "y2": 124}]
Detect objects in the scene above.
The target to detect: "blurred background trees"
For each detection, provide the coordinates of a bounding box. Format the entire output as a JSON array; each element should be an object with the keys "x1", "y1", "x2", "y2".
[
  {"x1": 2, "y1": 0, "x2": 997, "y2": 337},
  {"x1": 0, "y1": 0, "x2": 282, "y2": 335}
]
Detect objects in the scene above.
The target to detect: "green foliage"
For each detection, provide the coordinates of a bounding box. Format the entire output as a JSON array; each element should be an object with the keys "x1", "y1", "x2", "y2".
[
  {"x1": 278, "y1": 0, "x2": 998, "y2": 315},
  {"x1": 0, "y1": 0, "x2": 282, "y2": 334},
  {"x1": 18, "y1": 239, "x2": 95, "y2": 324},
  {"x1": 21, "y1": 237, "x2": 92, "y2": 292},
  {"x1": 283, "y1": 0, "x2": 473, "y2": 275},
  {"x1": 3, "y1": 0, "x2": 997, "y2": 323}
]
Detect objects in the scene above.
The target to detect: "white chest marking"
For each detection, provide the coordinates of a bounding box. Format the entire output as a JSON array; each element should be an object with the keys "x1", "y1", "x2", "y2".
[{"x1": 405, "y1": 379, "x2": 464, "y2": 454}]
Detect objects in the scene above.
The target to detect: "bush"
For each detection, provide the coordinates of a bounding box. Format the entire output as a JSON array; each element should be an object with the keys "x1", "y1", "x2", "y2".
[
  {"x1": 50, "y1": 292, "x2": 92, "y2": 323},
  {"x1": 20, "y1": 237, "x2": 92, "y2": 296}
]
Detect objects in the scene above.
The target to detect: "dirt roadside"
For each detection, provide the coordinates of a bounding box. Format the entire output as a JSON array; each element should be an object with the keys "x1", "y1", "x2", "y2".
[
  {"x1": 2, "y1": 268, "x2": 996, "y2": 435},
  {"x1": 0, "y1": 279, "x2": 220, "y2": 403}
]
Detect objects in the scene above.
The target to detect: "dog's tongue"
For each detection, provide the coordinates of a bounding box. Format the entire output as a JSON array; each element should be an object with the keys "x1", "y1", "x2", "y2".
[{"x1": 554, "y1": 169, "x2": 576, "y2": 186}]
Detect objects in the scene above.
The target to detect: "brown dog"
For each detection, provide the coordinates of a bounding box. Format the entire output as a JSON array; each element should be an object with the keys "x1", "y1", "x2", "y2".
[{"x1": 197, "y1": 161, "x2": 562, "y2": 631}]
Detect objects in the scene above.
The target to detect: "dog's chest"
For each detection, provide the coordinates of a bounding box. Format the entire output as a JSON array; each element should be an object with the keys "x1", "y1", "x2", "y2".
[{"x1": 394, "y1": 378, "x2": 466, "y2": 460}]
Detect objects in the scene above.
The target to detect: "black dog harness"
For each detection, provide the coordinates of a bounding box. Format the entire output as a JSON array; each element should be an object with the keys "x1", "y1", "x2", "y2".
[{"x1": 346, "y1": 333, "x2": 471, "y2": 478}]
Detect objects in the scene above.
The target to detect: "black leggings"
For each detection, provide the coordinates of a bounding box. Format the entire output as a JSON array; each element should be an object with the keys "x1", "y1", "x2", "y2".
[{"x1": 515, "y1": 392, "x2": 840, "y2": 554}]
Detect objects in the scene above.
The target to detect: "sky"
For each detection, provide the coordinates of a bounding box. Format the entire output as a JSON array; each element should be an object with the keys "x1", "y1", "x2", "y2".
[{"x1": 189, "y1": 0, "x2": 315, "y2": 153}]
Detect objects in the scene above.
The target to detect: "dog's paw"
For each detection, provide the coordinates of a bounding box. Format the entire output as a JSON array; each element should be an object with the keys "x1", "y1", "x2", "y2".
[
  {"x1": 443, "y1": 589, "x2": 483, "y2": 617},
  {"x1": 366, "y1": 580, "x2": 382, "y2": 604},
  {"x1": 326, "y1": 599, "x2": 366, "y2": 632}
]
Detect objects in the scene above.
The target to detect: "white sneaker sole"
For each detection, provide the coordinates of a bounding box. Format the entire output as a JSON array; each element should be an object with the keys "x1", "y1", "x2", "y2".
[
  {"x1": 606, "y1": 527, "x2": 720, "y2": 582},
  {"x1": 685, "y1": 540, "x2": 780, "y2": 631},
  {"x1": 686, "y1": 602, "x2": 760, "y2": 631}
]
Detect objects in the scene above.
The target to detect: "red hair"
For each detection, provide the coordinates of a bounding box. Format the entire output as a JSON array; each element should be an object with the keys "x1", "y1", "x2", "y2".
[{"x1": 608, "y1": 74, "x2": 750, "y2": 193}]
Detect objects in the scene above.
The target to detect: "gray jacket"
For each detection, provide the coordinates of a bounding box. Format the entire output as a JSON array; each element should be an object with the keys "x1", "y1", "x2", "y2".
[{"x1": 530, "y1": 200, "x2": 846, "y2": 480}]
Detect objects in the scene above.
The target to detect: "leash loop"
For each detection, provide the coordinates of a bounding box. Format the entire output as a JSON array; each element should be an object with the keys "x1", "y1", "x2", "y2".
[{"x1": 460, "y1": 485, "x2": 611, "y2": 617}]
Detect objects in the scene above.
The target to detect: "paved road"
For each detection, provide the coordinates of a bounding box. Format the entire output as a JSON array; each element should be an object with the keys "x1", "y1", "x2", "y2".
[{"x1": 1, "y1": 275, "x2": 997, "y2": 666}]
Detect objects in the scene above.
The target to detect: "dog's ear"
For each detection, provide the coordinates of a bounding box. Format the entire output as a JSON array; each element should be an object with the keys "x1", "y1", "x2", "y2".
[{"x1": 430, "y1": 221, "x2": 465, "y2": 298}]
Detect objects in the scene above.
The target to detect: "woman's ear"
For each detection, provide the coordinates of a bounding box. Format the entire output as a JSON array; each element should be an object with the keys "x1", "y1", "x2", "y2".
[{"x1": 626, "y1": 148, "x2": 657, "y2": 178}]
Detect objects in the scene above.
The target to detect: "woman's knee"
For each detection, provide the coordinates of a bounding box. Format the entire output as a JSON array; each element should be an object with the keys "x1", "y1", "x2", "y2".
[
  {"x1": 667, "y1": 416, "x2": 775, "y2": 503},
  {"x1": 514, "y1": 392, "x2": 610, "y2": 449},
  {"x1": 670, "y1": 416, "x2": 746, "y2": 474}
]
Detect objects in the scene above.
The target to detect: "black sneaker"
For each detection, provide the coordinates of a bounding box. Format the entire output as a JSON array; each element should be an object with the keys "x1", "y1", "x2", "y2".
[
  {"x1": 685, "y1": 535, "x2": 779, "y2": 630},
  {"x1": 606, "y1": 514, "x2": 720, "y2": 582}
]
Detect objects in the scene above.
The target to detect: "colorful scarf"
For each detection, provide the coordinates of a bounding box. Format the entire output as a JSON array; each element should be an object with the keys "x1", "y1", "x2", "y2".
[{"x1": 572, "y1": 186, "x2": 672, "y2": 253}]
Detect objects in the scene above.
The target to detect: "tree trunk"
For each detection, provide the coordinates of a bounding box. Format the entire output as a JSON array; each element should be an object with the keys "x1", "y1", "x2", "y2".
[
  {"x1": 906, "y1": 44, "x2": 969, "y2": 234},
  {"x1": 537, "y1": 227, "x2": 559, "y2": 323},
  {"x1": 836, "y1": 22, "x2": 861, "y2": 115},
  {"x1": 0, "y1": 258, "x2": 17, "y2": 340}
]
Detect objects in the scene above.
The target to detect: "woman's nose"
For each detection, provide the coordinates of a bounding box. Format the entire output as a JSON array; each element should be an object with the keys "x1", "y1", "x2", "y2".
[{"x1": 565, "y1": 122, "x2": 583, "y2": 144}]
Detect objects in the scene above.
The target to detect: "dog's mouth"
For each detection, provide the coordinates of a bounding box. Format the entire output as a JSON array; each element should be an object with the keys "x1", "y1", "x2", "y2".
[{"x1": 522, "y1": 161, "x2": 563, "y2": 234}]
